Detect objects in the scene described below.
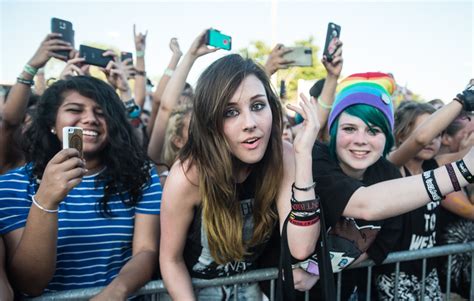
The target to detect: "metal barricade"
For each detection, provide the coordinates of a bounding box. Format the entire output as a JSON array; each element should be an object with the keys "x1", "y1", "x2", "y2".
[{"x1": 30, "y1": 242, "x2": 474, "y2": 301}]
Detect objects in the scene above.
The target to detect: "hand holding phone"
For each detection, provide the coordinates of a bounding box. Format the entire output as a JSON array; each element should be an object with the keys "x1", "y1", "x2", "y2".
[
  {"x1": 205, "y1": 29, "x2": 232, "y2": 50},
  {"x1": 62, "y1": 127, "x2": 83, "y2": 157},
  {"x1": 282, "y1": 47, "x2": 313, "y2": 67},
  {"x1": 51, "y1": 18, "x2": 74, "y2": 59},
  {"x1": 323, "y1": 22, "x2": 341, "y2": 62},
  {"x1": 79, "y1": 45, "x2": 114, "y2": 68}
]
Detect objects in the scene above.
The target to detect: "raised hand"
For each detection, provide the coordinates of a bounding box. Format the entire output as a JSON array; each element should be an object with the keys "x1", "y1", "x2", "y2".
[
  {"x1": 322, "y1": 38, "x2": 343, "y2": 77},
  {"x1": 187, "y1": 29, "x2": 219, "y2": 59},
  {"x1": 264, "y1": 43, "x2": 293, "y2": 76},
  {"x1": 59, "y1": 52, "x2": 88, "y2": 80},
  {"x1": 28, "y1": 33, "x2": 73, "y2": 69},
  {"x1": 286, "y1": 93, "x2": 320, "y2": 154},
  {"x1": 169, "y1": 37, "x2": 182, "y2": 57},
  {"x1": 133, "y1": 24, "x2": 147, "y2": 52},
  {"x1": 34, "y1": 149, "x2": 86, "y2": 210},
  {"x1": 102, "y1": 51, "x2": 130, "y2": 92}
]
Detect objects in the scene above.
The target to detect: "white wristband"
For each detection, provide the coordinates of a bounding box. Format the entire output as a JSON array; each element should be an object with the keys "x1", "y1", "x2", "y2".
[
  {"x1": 163, "y1": 68, "x2": 174, "y2": 77},
  {"x1": 32, "y1": 195, "x2": 59, "y2": 213}
]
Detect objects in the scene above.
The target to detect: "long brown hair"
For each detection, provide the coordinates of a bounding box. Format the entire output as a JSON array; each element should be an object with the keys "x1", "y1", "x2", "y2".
[{"x1": 179, "y1": 54, "x2": 283, "y2": 264}]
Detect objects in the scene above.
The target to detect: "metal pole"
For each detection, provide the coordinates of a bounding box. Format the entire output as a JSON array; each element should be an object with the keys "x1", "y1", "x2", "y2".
[
  {"x1": 395, "y1": 262, "x2": 400, "y2": 301},
  {"x1": 420, "y1": 258, "x2": 427, "y2": 299},
  {"x1": 446, "y1": 254, "x2": 452, "y2": 300},
  {"x1": 366, "y1": 266, "x2": 372, "y2": 301},
  {"x1": 337, "y1": 272, "x2": 342, "y2": 301},
  {"x1": 270, "y1": 279, "x2": 275, "y2": 301}
]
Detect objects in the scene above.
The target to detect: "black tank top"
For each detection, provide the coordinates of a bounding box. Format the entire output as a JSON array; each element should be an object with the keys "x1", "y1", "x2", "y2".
[{"x1": 183, "y1": 171, "x2": 272, "y2": 279}]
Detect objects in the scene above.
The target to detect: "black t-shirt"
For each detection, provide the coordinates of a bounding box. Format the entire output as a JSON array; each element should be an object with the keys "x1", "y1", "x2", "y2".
[
  {"x1": 309, "y1": 141, "x2": 403, "y2": 300},
  {"x1": 312, "y1": 141, "x2": 403, "y2": 270},
  {"x1": 375, "y1": 159, "x2": 441, "y2": 278}
]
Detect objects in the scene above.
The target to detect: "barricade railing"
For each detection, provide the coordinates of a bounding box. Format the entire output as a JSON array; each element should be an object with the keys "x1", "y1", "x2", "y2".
[{"x1": 30, "y1": 242, "x2": 474, "y2": 301}]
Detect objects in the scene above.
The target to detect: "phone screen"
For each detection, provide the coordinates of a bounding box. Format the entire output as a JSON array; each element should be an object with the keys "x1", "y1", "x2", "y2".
[
  {"x1": 323, "y1": 22, "x2": 341, "y2": 62},
  {"x1": 121, "y1": 51, "x2": 133, "y2": 65},
  {"x1": 206, "y1": 29, "x2": 232, "y2": 50}
]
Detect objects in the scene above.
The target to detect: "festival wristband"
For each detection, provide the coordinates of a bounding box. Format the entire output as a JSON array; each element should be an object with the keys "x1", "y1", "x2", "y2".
[
  {"x1": 445, "y1": 163, "x2": 461, "y2": 191},
  {"x1": 422, "y1": 170, "x2": 442, "y2": 202},
  {"x1": 456, "y1": 159, "x2": 474, "y2": 184}
]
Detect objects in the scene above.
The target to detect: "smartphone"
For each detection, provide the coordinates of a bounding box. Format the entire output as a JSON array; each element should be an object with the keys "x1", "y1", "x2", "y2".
[
  {"x1": 283, "y1": 47, "x2": 313, "y2": 67},
  {"x1": 121, "y1": 51, "x2": 133, "y2": 65},
  {"x1": 205, "y1": 29, "x2": 232, "y2": 51},
  {"x1": 79, "y1": 45, "x2": 113, "y2": 68},
  {"x1": 323, "y1": 22, "x2": 341, "y2": 62},
  {"x1": 62, "y1": 127, "x2": 83, "y2": 157},
  {"x1": 51, "y1": 17, "x2": 74, "y2": 59}
]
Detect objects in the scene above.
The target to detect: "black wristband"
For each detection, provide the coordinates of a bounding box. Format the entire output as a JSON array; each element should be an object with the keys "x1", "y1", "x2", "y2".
[
  {"x1": 445, "y1": 163, "x2": 461, "y2": 191},
  {"x1": 456, "y1": 159, "x2": 474, "y2": 184},
  {"x1": 422, "y1": 170, "x2": 442, "y2": 202}
]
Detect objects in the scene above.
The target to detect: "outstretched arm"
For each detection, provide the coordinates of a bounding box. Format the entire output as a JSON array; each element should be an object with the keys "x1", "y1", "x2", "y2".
[
  {"x1": 389, "y1": 100, "x2": 463, "y2": 167},
  {"x1": 147, "y1": 30, "x2": 217, "y2": 163},
  {"x1": 3, "y1": 33, "x2": 72, "y2": 127},
  {"x1": 133, "y1": 24, "x2": 148, "y2": 109},
  {"x1": 345, "y1": 147, "x2": 474, "y2": 220},
  {"x1": 148, "y1": 38, "x2": 183, "y2": 136}
]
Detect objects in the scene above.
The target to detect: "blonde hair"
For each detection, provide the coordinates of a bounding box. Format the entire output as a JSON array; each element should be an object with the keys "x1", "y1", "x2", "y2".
[{"x1": 162, "y1": 104, "x2": 193, "y2": 167}]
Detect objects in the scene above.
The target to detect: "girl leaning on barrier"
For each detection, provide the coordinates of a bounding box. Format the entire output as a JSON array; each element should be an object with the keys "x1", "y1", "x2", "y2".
[
  {"x1": 0, "y1": 76, "x2": 162, "y2": 299},
  {"x1": 159, "y1": 29, "x2": 321, "y2": 300},
  {"x1": 292, "y1": 73, "x2": 474, "y2": 299}
]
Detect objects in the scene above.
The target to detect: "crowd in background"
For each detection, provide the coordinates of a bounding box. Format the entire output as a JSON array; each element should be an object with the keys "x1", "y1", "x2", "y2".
[{"x1": 0, "y1": 21, "x2": 473, "y2": 301}]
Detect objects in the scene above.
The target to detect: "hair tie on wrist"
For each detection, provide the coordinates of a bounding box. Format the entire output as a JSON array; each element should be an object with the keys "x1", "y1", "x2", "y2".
[{"x1": 17, "y1": 76, "x2": 34, "y2": 86}]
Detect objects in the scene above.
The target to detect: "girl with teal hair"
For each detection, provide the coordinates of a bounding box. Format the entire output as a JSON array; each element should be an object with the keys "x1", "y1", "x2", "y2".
[{"x1": 292, "y1": 72, "x2": 474, "y2": 300}]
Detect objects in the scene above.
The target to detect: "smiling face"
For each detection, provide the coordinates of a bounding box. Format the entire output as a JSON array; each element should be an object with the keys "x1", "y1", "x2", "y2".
[
  {"x1": 54, "y1": 91, "x2": 108, "y2": 159},
  {"x1": 336, "y1": 112, "x2": 387, "y2": 179},
  {"x1": 222, "y1": 74, "x2": 273, "y2": 165}
]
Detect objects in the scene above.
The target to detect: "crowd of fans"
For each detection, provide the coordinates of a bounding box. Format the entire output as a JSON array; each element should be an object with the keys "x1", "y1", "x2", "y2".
[{"x1": 0, "y1": 21, "x2": 473, "y2": 301}]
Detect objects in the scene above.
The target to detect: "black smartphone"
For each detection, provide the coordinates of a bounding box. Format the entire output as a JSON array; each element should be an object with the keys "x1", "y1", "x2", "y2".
[
  {"x1": 51, "y1": 17, "x2": 74, "y2": 59},
  {"x1": 79, "y1": 45, "x2": 113, "y2": 68},
  {"x1": 121, "y1": 51, "x2": 133, "y2": 65},
  {"x1": 205, "y1": 29, "x2": 232, "y2": 51},
  {"x1": 282, "y1": 47, "x2": 313, "y2": 67},
  {"x1": 323, "y1": 22, "x2": 341, "y2": 62}
]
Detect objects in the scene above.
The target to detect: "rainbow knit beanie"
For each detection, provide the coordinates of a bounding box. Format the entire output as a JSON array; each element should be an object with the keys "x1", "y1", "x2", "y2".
[{"x1": 328, "y1": 72, "x2": 396, "y2": 130}]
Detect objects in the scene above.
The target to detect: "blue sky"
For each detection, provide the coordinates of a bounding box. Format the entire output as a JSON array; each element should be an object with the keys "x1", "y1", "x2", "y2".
[{"x1": 1, "y1": 0, "x2": 472, "y2": 102}]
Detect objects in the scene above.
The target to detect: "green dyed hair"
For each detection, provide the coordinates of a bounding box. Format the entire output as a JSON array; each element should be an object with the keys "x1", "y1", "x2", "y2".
[{"x1": 329, "y1": 104, "x2": 394, "y2": 161}]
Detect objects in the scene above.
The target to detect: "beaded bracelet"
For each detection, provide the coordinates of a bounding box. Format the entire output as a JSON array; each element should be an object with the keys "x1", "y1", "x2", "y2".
[{"x1": 32, "y1": 195, "x2": 59, "y2": 213}]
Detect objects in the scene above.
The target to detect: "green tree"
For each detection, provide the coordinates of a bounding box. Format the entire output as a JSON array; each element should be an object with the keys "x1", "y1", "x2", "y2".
[{"x1": 239, "y1": 37, "x2": 327, "y2": 102}]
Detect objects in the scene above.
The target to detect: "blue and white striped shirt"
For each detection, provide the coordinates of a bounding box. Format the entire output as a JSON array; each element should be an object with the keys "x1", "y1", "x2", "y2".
[{"x1": 0, "y1": 164, "x2": 161, "y2": 292}]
